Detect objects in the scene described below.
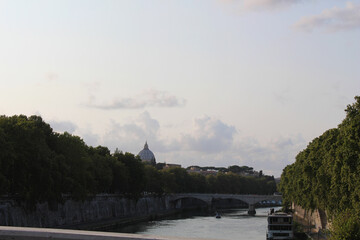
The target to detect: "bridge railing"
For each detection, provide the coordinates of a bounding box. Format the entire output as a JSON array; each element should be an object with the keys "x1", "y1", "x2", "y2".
[{"x1": 0, "y1": 226, "x2": 214, "y2": 240}]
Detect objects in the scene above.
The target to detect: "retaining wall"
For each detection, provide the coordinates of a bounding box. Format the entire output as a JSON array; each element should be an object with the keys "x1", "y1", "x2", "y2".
[
  {"x1": 0, "y1": 195, "x2": 173, "y2": 229},
  {"x1": 292, "y1": 203, "x2": 328, "y2": 230},
  {"x1": 0, "y1": 226, "x2": 213, "y2": 240}
]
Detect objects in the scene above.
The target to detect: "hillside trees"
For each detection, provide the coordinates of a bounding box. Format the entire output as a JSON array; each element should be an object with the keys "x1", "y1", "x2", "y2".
[
  {"x1": 114, "y1": 152, "x2": 145, "y2": 197},
  {"x1": 329, "y1": 209, "x2": 360, "y2": 240},
  {"x1": 0, "y1": 114, "x2": 277, "y2": 206},
  {"x1": 0, "y1": 115, "x2": 144, "y2": 203},
  {"x1": 279, "y1": 96, "x2": 360, "y2": 238},
  {"x1": 144, "y1": 165, "x2": 163, "y2": 195},
  {"x1": 0, "y1": 115, "x2": 59, "y2": 204}
]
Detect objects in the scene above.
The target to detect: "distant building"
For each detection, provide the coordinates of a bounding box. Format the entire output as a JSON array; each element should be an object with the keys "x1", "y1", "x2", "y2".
[
  {"x1": 138, "y1": 141, "x2": 156, "y2": 165},
  {"x1": 200, "y1": 169, "x2": 218, "y2": 176},
  {"x1": 164, "y1": 163, "x2": 181, "y2": 169},
  {"x1": 186, "y1": 167, "x2": 218, "y2": 176},
  {"x1": 187, "y1": 166, "x2": 201, "y2": 173},
  {"x1": 241, "y1": 170, "x2": 259, "y2": 177}
]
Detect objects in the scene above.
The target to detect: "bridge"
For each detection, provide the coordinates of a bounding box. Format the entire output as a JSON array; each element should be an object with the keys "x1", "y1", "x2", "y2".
[
  {"x1": 0, "y1": 226, "x2": 212, "y2": 240},
  {"x1": 170, "y1": 193, "x2": 282, "y2": 214}
]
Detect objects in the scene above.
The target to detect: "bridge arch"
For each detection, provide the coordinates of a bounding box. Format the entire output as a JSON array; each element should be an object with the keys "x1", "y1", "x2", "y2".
[
  {"x1": 170, "y1": 193, "x2": 282, "y2": 214},
  {"x1": 171, "y1": 196, "x2": 212, "y2": 208}
]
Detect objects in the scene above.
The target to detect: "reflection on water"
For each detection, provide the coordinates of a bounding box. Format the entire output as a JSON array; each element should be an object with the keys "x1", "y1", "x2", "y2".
[{"x1": 113, "y1": 207, "x2": 281, "y2": 240}]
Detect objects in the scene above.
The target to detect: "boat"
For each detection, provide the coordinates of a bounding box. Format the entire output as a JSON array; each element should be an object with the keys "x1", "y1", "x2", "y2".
[
  {"x1": 266, "y1": 208, "x2": 294, "y2": 240},
  {"x1": 215, "y1": 212, "x2": 221, "y2": 218}
]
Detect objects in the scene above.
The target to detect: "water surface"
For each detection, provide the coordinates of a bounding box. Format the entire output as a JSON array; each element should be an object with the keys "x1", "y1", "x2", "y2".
[{"x1": 114, "y1": 207, "x2": 279, "y2": 240}]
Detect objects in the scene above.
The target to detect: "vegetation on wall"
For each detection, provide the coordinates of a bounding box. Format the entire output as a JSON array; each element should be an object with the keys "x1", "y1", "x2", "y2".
[
  {"x1": 278, "y1": 96, "x2": 360, "y2": 239},
  {"x1": 0, "y1": 114, "x2": 276, "y2": 206}
]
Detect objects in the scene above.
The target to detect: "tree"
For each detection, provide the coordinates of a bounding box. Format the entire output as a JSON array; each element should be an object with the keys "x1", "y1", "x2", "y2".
[
  {"x1": 113, "y1": 152, "x2": 145, "y2": 197},
  {"x1": 279, "y1": 96, "x2": 360, "y2": 223},
  {"x1": 161, "y1": 167, "x2": 191, "y2": 193},
  {"x1": 330, "y1": 209, "x2": 360, "y2": 240},
  {"x1": 0, "y1": 114, "x2": 278, "y2": 206},
  {"x1": 144, "y1": 165, "x2": 163, "y2": 195}
]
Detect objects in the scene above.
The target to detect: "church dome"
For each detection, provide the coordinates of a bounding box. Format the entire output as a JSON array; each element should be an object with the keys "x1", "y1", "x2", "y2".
[{"x1": 138, "y1": 142, "x2": 156, "y2": 164}]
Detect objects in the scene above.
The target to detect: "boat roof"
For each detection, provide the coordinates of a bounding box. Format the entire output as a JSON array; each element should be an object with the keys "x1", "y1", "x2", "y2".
[{"x1": 269, "y1": 212, "x2": 292, "y2": 217}]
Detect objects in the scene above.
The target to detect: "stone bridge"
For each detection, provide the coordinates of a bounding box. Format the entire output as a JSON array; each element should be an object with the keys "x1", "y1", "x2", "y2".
[{"x1": 170, "y1": 193, "x2": 282, "y2": 215}]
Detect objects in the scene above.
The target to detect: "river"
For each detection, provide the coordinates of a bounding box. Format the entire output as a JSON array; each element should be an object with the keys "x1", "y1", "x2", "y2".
[{"x1": 113, "y1": 207, "x2": 280, "y2": 240}]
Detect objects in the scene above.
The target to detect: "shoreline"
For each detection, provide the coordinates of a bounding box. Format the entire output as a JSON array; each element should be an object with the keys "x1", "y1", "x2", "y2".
[{"x1": 60, "y1": 209, "x2": 182, "y2": 231}]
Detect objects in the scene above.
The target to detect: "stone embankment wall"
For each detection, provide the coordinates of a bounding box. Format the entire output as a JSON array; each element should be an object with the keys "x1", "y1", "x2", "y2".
[
  {"x1": 0, "y1": 226, "x2": 211, "y2": 240},
  {"x1": 0, "y1": 195, "x2": 174, "y2": 229},
  {"x1": 292, "y1": 203, "x2": 328, "y2": 231}
]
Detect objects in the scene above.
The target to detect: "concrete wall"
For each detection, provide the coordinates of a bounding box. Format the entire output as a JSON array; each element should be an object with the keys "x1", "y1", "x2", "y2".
[
  {"x1": 292, "y1": 203, "x2": 328, "y2": 230},
  {"x1": 0, "y1": 195, "x2": 173, "y2": 229},
  {"x1": 0, "y1": 226, "x2": 213, "y2": 240}
]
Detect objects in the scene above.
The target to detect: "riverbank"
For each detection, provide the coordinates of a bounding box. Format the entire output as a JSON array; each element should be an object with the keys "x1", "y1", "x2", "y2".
[
  {"x1": 0, "y1": 226, "x2": 214, "y2": 240},
  {"x1": 0, "y1": 194, "x2": 228, "y2": 231},
  {"x1": 0, "y1": 194, "x2": 283, "y2": 234},
  {"x1": 291, "y1": 203, "x2": 329, "y2": 240},
  {"x1": 0, "y1": 194, "x2": 175, "y2": 229},
  {"x1": 64, "y1": 209, "x2": 182, "y2": 231}
]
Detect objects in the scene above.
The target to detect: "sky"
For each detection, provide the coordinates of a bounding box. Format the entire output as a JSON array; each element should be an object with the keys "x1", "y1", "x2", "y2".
[{"x1": 1, "y1": 0, "x2": 359, "y2": 177}]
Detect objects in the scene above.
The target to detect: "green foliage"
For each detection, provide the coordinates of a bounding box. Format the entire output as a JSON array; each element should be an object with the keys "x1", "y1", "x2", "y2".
[
  {"x1": 160, "y1": 168, "x2": 276, "y2": 195},
  {"x1": 279, "y1": 96, "x2": 360, "y2": 237},
  {"x1": 330, "y1": 209, "x2": 360, "y2": 240},
  {"x1": 144, "y1": 165, "x2": 163, "y2": 195},
  {"x1": 161, "y1": 167, "x2": 192, "y2": 193},
  {"x1": 228, "y1": 165, "x2": 254, "y2": 174},
  {"x1": 0, "y1": 115, "x2": 145, "y2": 204},
  {"x1": 0, "y1": 114, "x2": 277, "y2": 206},
  {"x1": 114, "y1": 152, "x2": 145, "y2": 197},
  {"x1": 188, "y1": 173, "x2": 207, "y2": 193}
]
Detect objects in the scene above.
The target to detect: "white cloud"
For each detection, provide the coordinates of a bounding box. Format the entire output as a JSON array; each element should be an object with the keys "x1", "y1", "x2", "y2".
[
  {"x1": 49, "y1": 120, "x2": 101, "y2": 147},
  {"x1": 81, "y1": 132, "x2": 100, "y2": 146},
  {"x1": 243, "y1": 0, "x2": 302, "y2": 11},
  {"x1": 158, "y1": 133, "x2": 306, "y2": 177},
  {"x1": 87, "y1": 89, "x2": 186, "y2": 110},
  {"x1": 220, "y1": 0, "x2": 302, "y2": 12},
  {"x1": 49, "y1": 120, "x2": 77, "y2": 133},
  {"x1": 294, "y1": 2, "x2": 360, "y2": 32},
  {"x1": 75, "y1": 111, "x2": 305, "y2": 177},
  {"x1": 229, "y1": 134, "x2": 306, "y2": 176},
  {"x1": 101, "y1": 111, "x2": 168, "y2": 154},
  {"x1": 45, "y1": 72, "x2": 58, "y2": 82},
  {"x1": 180, "y1": 116, "x2": 237, "y2": 153},
  {"x1": 93, "y1": 113, "x2": 238, "y2": 155}
]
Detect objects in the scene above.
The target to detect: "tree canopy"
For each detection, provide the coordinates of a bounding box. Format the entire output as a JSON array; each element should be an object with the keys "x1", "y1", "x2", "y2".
[
  {"x1": 278, "y1": 96, "x2": 360, "y2": 239},
  {"x1": 0, "y1": 114, "x2": 276, "y2": 206}
]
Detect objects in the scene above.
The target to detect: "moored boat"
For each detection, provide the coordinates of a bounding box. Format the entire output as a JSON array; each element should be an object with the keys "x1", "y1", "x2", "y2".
[{"x1": 266, "y1": 208, "x2": 294, "y2": 240}]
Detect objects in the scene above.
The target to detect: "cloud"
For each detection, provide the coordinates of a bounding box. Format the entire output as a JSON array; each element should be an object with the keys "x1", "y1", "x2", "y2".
[
  {"x1": 49, "y1": 120, "x2": 77, "y2": 133},
  {"x1": 243, "y1": 0, "x2": 302, "y2": 11},
  {"x1": 229, "y1": 134, "x2": 306, "y2": 176},
  {"x1": 157, "y1": 133, "x2": 306, "y2": 177},
  {"x1": 79, "y1": 131, "x2": 100, "y2": 147},
  {"x1": 74, "y1": 111, "x2": 305, "y2": 177},
  {"x1": 82, "y1": 81, "x2": 101, "y2": 92},
  {"x1": 273, "y1": 87, "x2": 293, "y2": 105},
  {"x1": 221, "y1": 0, "x2": 302, "y2": 12},
  {"x1": 88, "y1": 89, "x2": 186, "y2": 110},
  {"x1": 45, "y1": 72, "x2": 58, "y2": 82},
  {"x1": 180, "y1": 116, "x2": 237, "y2": 153},
  {"x1": 100, "y1": 113, "x2": 237, "y2": 157},
  {"x1": 101, "y1": 111, "x2": 168, "y2": 153},
  {"x1": 294, "y1": 2, "x2": 360, "y2": 32}
]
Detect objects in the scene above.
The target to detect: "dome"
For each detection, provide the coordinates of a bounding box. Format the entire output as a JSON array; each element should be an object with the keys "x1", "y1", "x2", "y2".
[{"x1": 138, "y1": 142, "x2": 156, "y2": 164}]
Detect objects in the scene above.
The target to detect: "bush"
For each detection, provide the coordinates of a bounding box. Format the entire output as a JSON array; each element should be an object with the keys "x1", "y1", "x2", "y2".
[{"x1": 330, "y1": 209, "x2": 360, "y2": 240}]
